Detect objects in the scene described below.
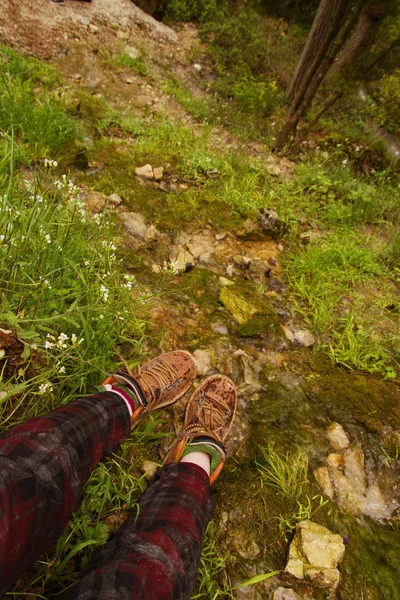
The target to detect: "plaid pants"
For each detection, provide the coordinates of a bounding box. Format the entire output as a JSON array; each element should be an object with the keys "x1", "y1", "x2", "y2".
[{"x1": 0, "y1": 391, "x2": 214, "y2": 598}]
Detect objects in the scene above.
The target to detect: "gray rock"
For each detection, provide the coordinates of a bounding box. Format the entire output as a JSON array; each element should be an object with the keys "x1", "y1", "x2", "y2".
[
  {"x1": 107, "y1": 193, "x2": 122, "y2": 207},
  {"x1": 153, "y1": 166, "x2": 164, "y2": 181},
  {"x1": 248, "y1": 259, "x2": 270, "y2": 280},
  {"x1": 135, "y1": 164, "x2": 154, "y2": 179},
  {"x1": 293, "y1": 329, "x2": 316, "y2": 347},
  {"x1": 211, "y1": 323, "x2": 228, "y2": 335},
  {"x1": 270, "y1": 588, "x2": 303, "y2": 600},
  {"x1": 82, "y1": 190, "x2": 107, "y2": 213},
  {"x1": 141, "y1": 460, "x2": 159, "y2": 480},
  {"x1": 192, "y1": 348, "x2": 213, "y2": 375},
  {"x1": 119, "y1": 212, "x2": 148, "y2": 239}
]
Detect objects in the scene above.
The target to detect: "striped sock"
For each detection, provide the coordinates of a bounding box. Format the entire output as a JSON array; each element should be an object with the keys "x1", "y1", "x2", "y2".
[{"x1": 98, "y1": 383, "x2": 140, "y2": 418}]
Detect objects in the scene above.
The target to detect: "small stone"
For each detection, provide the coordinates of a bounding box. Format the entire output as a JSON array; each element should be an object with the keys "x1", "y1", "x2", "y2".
[
  {"x1": 226, "y1": 264, "x2": 234, "y2": 277},
  {"x1": 116, "y1": 30, "x2": 129, "y2": 39},
  {"x1": 151, "y1": 263, "x2": 162, "y2": 274},
  {"x1": 286, "y1": 520, "x2": 345, "y2": 589},
  {"x1": 141, "y1": 460, "x2": 159, "y2": 480},
  {"x1": 89, "y1": 24, "x2": 99, "y2": 33},
  {"x1": 193, "y1": 63, "x2": 202, "y2": 72},
  {"x1": 126, "y1": 45, "x2": 139, "y2": 59},
  {"x1": 270, "y1": 587, "x2": 303, "y2": 600},
  {"x1": 169, "y1": 246, "x2": 195, "y2": 272},
  {"x1": 198, "y1": 252, "x2": 210, "y2": 264},
  {"x1": 233, "y1": 254, "x2": 250, "y2": 268},
  {"x1": 211, "y1": 323, "x2": 228, "y2": 335},
  {"x1": 193, "y1": 349, "x2": 213, "y2": 375},
  {"x1": 327, "y1": 423, "x2": 350, "y2": 452},
  {"x1": 153, "y1": 167, "x2": 164, "y2": 181},
  {"x1": 248, "y1": 259, "x2": 270, "y2": 280},
  {"x1": 327, "y1": 453, "x2": 344, "y2": 469},
  {"x1": 233, "y1": 537, "x2": 260, "y2": 560},
  {"x1": 305, "y1": 567, "x2": 341, "y2": 589},
  {"x1": 216, "y1": 232, "x2": 227, "y2": 241},
  {"x1": 107, "y1": 193, "x2": 122, "y2": 207},
  {"x1": 144, "y1": 224, "x2": 160, "y2": 243},
  {"x1": 125, "y1": 77, "x2": 135, "y2": 85},
  {"x1": 82, "y1": 190, "x2": 107, "y2": 213},
  {"x1": 313, "y1": 466, "x2": 334, "y2": 499},
  {"x1": 119, "y1": 211, "x2": 148, "y2": 239},
  {"x1": 135, "y1": 164, "x2": 154, "y2": 179},
  {"x1": 219, "y1": 277, "x2": 234, "y2": 287},
  {"x1": 293, "y1": 329, "x2": 316, "y2": 347},
  {"x1": 281, "y1": 325, "x2": 294, "y2": 342},
  {"x1": 74, "y1": 73, "x2": 82, "y2": 80}
]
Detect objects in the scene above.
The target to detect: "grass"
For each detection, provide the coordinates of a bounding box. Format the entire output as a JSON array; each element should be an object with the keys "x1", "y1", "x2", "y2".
[{"x1": 256, "y1": 442, "x2": 309, "y2": 499}]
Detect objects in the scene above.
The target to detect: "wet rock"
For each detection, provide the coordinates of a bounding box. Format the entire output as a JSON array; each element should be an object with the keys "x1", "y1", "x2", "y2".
[
  {"x1": 293, "y1": 329, "x2": 316, "y2": 347},
  {"x1": 141, "y1": 460, "x2": 159, "y2": 480},
  {"x1": 270, "y1": 588, "x2": 303, "y2": 600},
  {"x1": 107, "y1": 193, "x2": 122, "y2": 207},
  {"x1": 192, "y1": 348, "x2": 213, "y2": 375},
  {"x1": 81, "y1": 190, "x2": 107, "y2": 213},
  {"x1": 327, "y1": 423, "x2": 350, "y2": 452},
  {"x1": 153, "y1": 166, "x2": 164, "y2": 181},
  {"x1": 219, "y1": 287, "x2": 257, "y2": 325},
  {"x1": 186, "y1": 231, "x2": 215, "y2": 259},
  {"x1": 135, "y1": 164, "x2": 154, "y2": 179},
  {"x1": 285, "y1": 520, "x2": 345, "y2": 589}
]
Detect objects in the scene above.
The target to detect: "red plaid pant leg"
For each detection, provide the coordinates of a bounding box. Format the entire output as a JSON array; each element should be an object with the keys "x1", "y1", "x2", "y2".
[
  {"x1": 62, "y1": 462, "x2": 214, "y2": 600},
  {"x1": 0, "y1": 391, "x2": 131, "y2": 593}
]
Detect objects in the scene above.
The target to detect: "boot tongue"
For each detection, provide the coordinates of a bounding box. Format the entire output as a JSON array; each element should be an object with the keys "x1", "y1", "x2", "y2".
[{"x1": 113, "y1": 372, "x2": 148, "y2": 406}]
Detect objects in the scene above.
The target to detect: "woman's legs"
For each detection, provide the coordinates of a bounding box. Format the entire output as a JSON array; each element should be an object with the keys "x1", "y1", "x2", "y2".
[
  {"x1": 0, "y1": 391, "x2": 131, "y2": 593},
  {"x1": 62, "y1": 462, "x2": 213, "y2": 600}
]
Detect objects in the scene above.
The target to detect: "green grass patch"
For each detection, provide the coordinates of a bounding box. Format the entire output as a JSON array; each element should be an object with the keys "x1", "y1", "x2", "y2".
[{"x1": 0, "y1": 46, "x2": 78, "y2": 159}]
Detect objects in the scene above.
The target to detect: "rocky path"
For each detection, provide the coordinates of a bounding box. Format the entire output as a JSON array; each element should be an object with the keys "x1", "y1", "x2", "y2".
[{"x1": 2, "y1": 1, "x2": 400, "y2": 598}]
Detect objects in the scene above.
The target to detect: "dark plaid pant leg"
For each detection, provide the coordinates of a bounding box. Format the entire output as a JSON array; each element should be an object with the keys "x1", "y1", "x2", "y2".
[
  {"x1": 0, "y1": 391, "x2": 131, "y2": 593},
  {"x1": 62, "y1": 462, "x2": 214, "y2": 600}
]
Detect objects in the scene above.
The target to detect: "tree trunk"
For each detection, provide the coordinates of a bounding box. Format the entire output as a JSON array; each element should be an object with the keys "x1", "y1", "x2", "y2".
[
  {"x1": 330, "y1": 7, "x2": 380, "y2": 74},
  {"x1": 275, "y1": 0, "x2": 354, "y2": 150},
  {"x1": 287, "y1": 0, "x2": 352, "y2": 102}
]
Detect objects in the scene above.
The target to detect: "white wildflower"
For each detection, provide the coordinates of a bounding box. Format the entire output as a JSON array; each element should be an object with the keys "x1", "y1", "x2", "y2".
[
  {"x1": 44, "y1": 159, "x2": 58, "y2": 168},
  {"x1": 38, "y1": 382, "x2": 53, "y2": 394},
  {"x1": 45, "y1": 340, "x2": 54, "y2": 349},
  {"x1": 45, "y1": 234, "x2": 51, "y2": 244},
  {"x1": 100, "y1": 285, "x2": 109, "y2": 302},
  {"x1": 71, "y1": 333, "x2": 78, "y2": 344}
]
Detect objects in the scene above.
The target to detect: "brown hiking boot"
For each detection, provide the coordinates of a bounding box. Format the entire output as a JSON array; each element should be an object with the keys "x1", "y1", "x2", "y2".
[
  {"x1": 102, "y1": 351, "x2": 196, "y2": 421},
  {"x1": 164, "y1": 374, "x2": 237, "y2": 483}
]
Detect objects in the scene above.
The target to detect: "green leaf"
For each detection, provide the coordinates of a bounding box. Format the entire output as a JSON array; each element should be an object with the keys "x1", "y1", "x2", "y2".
[
  {"x1": 235, "y1": 571, "x2": 280, "y2": 588},
  {"x1": 21, "y1": 344, "x2": 31, "y2": 360}
]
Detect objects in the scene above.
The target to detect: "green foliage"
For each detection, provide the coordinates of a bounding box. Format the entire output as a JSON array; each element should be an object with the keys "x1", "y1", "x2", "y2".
[
  {"x1": 165, "y1": 0, "x2": 220, "y2": 22},
  {"x1": 230, "y1": 77, "x2": 283, "y2": 117},
  {"x1": 0, "y1": 136, "x2": 147, "y2": 426},
  {"x1": 371, "y1": 69, "x2": 400, "y2": 134},
  {"x1": 115, "y1": 51, "x2": 148, "y2": 76},
  {"x1": 191, "y1": 522, "x2": 233, "y2": 599},
  {"x1": 256, "y1": 442, "x2": 309, "y2": 499},
  {"x1": 0, "y1": 47, "x2": 77, "y2": 157}
]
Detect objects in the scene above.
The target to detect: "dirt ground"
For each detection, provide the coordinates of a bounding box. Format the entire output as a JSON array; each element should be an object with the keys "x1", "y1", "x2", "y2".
[{"x1": 0, "y1": 0, "x2": 178, "y2": 59}]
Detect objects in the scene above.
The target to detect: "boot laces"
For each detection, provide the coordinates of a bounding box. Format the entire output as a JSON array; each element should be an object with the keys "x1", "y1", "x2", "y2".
[{"x1": 133, "y1": 358, "x2": 181, "y2": 409}]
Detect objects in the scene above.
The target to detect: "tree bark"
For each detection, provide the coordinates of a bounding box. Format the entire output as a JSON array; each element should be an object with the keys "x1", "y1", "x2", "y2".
[
  {"x1": 287, "y1": 0, "x2": 352, "y2": 102},
  {"x1": 330, "y1": 7, "x2": 382, "y2": 74},
  {"x1": 275, "y1": 0, "x2": 354, "y2": 150}
]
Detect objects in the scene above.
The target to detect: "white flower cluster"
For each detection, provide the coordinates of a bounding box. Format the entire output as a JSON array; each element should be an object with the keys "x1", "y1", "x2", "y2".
[
  {"x1": 123, "y1": 274, "x2": 135, "y2": 290},
  {"x1": 162, "y1": 260, "x2": 179, "y2": 275},
  {"x1": 44, "y1": 159, "x2": 58, "y2": 168},
  {"x1": 44, "y1": 332, "x2": 84, "y2": 350},
  {"x1": 38, "y1": 382, "x2": 53, "y2": 394},
  {"x1": 100, "y1": 284, "x2": 109, "y2": 302}
]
